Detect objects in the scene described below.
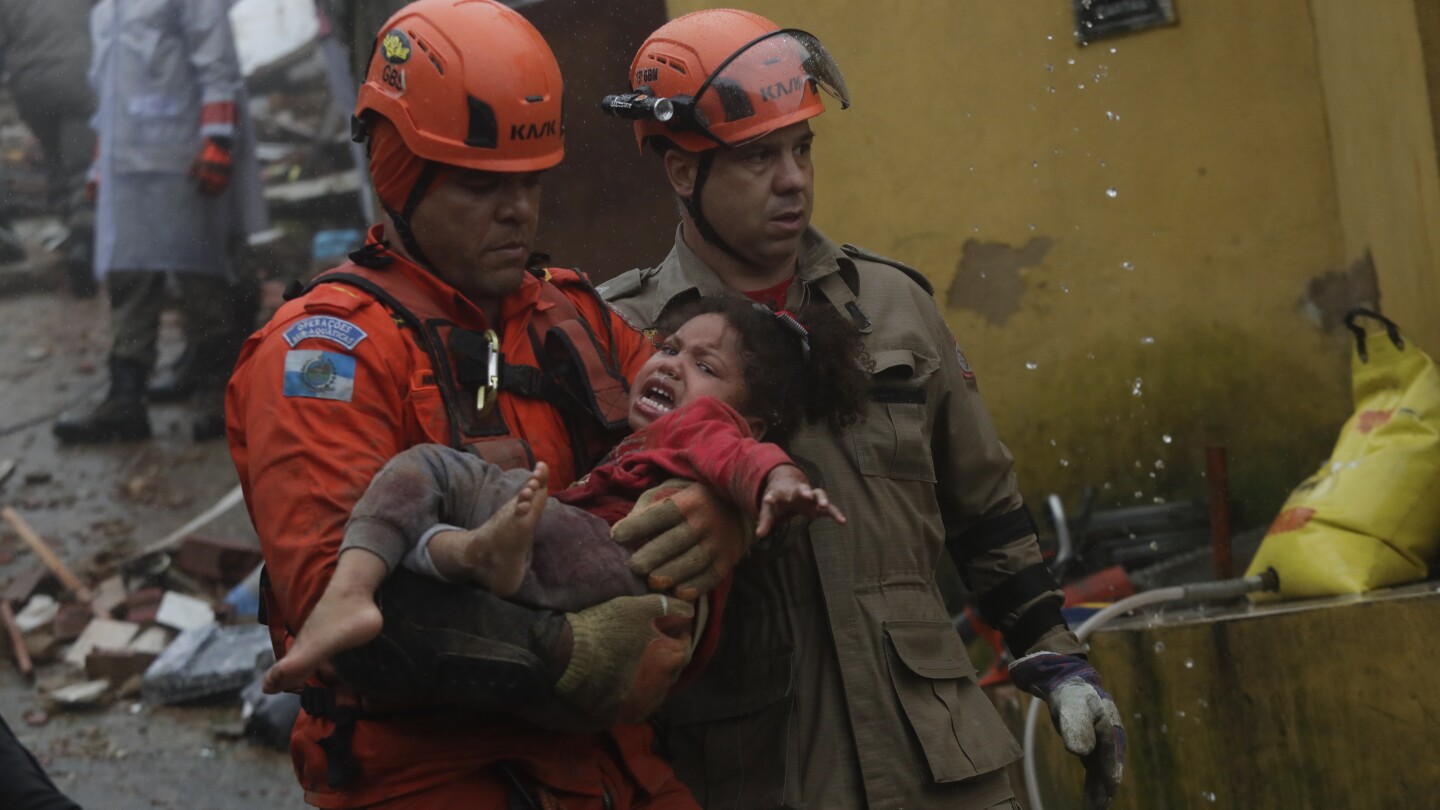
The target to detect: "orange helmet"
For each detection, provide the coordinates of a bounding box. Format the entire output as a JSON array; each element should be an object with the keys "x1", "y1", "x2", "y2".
[
  {"x1": 612, "y1": 9, "x2": 849, "y2": 153},
  {"x1": 355, "y1": 0, "x2": 563, "y2": 173}
]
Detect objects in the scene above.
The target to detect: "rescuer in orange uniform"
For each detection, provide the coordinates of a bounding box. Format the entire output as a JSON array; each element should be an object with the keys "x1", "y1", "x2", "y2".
[{"x1": 226, "y1": 2, "x2": 738, "y2": 806}]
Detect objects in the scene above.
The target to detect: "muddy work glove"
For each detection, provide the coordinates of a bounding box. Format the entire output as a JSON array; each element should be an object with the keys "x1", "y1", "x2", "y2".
[
  {"x1": 556, "y1": 594, "x2": 694, "y2": 724},
  {"x1": 611, "y1": 479, "x2": 750, "y2": 601},
  {"x1": 190, "y1": 137, "x2": 233, "y2": 196},
  {"x1": 1010, "y1": 651, "x2": 1126, "y2": 810}
]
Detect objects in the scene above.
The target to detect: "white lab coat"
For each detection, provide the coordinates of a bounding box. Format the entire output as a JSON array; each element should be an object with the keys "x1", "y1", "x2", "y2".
[{"x1": 89, "y1": 0, "x2": 267, "y2": 278}]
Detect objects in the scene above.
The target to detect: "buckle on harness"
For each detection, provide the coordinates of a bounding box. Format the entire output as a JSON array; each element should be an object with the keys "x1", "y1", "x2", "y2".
[{"x1": 478, "y1": 329, "x2": 500, "y2": 411}]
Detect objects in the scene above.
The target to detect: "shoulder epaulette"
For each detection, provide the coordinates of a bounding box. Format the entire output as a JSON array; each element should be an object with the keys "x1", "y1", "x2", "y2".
[
  {"x1": 594, "y1": 267, "x2": 647, "y2": 302},
  {"x1": 840, "y1": 243, "x2": 935, "y2": 296}
]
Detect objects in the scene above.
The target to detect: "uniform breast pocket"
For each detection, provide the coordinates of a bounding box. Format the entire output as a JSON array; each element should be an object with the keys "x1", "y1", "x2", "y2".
[{"x1": 852, "y1": 349, "x2": 939, "y2": 482}]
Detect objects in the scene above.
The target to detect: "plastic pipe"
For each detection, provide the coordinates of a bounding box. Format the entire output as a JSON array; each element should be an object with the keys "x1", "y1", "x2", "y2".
[{"x1": 1022, "y1": 570, "x2": 1278, "y2": 809}]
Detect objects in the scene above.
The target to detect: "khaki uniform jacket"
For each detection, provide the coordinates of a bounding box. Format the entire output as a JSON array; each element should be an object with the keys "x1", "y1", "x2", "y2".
[{"x1": 601, "y1": 228, "x2": 1083, "y2": 810}]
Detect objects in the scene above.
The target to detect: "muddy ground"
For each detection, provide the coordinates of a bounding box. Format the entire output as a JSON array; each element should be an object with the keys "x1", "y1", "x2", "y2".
[{"x1": 0, "y1": 255, "x2": 301, "y2": 807}]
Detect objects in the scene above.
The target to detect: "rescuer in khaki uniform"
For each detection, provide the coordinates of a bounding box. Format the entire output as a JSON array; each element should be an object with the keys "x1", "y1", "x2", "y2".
[{"x1": 598, "y1": 10, "x2": 1126, "y2": 809}]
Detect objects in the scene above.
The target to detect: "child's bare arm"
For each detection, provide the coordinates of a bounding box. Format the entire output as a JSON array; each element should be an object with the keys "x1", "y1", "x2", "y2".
[{"x1": 755, "y1": 464, "x2": 847, "y2": 538}]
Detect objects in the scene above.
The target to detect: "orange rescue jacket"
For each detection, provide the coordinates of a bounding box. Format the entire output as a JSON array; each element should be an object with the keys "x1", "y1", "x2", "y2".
[{"x1": 226, "y1": 232, "x2": 679, "y2": 808}]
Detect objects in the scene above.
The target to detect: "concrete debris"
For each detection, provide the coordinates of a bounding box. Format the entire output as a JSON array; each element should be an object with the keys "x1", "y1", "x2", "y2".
[
  {"x1": 14, "y1": 593, "x2": 59, "y2": 632},
  {"x1": 64, "y1": 618, "x2": 140, "y2": 667},
  {"x1": 50, "y1": 679, "x2": 112, "y2": 707},
  {"x1": 129, "y1": 626, "x2": 172, "y2": 656},
  {"x1": 155, "y1": 591, "x2": 216, "y2": 631},
  {"x1": 142, "y1": 623, "x2": 274, "y2": 705},
  {"x1": 91, "y1": 575, "x2": 128, "y2": 618}
]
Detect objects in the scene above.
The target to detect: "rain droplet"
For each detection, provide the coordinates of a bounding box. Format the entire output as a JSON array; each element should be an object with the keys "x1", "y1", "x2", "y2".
[
  {"x1": 1047, "y1": 34, "x2": 1055, "y2": 41},
  {"x1": 1032, "y1": 160, "x2": 1039, "y2": 168},
  {"x1": 1134, "y1": 490, "x2": 1144, "y2": 499},
  {"x1": 1046, "y1": 86, "x2": 1057, "y2": 94},
  {"x1": 1153, "y1": 496, "x2": 1167, "y2": 504},
  {"x1": 1050, "y1": 438, "x2": 1058, "y2": 446},
  {"x1": 1060, "y1": 282, "x2": 1070, "y2": 293},
  {"x1": 1140, "y1": 336, "x2": 1155, "y2": 345},
  {"x1": 1177, "y1": 710, "x2": 1187, "y2": 719},
  {"x1": 1077, "y1": 83, "x2": 1087, "y2": 90},
  {"x1": 1160, "y1": 723, "x2": 1169, "y2": 733},
  {"x1": 1105, "y1": 111, "x2": 1119, "y2": 122},
  {"x1": 1109, "y1": 46, "x2": 1118, "y2": 54},
  {"x1": 1163, "y1": 434, "x2": 1173, "y2": 444},
  {"x1": 1087, "y1": 352, "x2": 1096, "y2": 360},
  {"x1": 1045, "y1": 63, "x2": 1055, "y2": 72},
  {"x1": 1025, "y1": 361, "x2": 1039, "y2": 370},
  {"x1": 1185, "y1": 658, "x2": 1195, "y2": 669},
  {"x1": 1121, "y1": 260, "x2": 1134, "y2": 270},
  {"x1": 1202, "y1": 792, "x2": 1217, "y2": 802},
  {"x1": 1131, "y1": 377, "x2": 1144, "y2": 396},
  {"x1": 1060, "y1": 458, "x2": 1070, "y2": 467},
  {"x1": 1148, "y1": 540, "x2": 1159, "y2": 550},
  {"x1": 1028, "y1": 223, "x2": 1037, "y2": 230},
  {"x1": 1067, "y1": 58, "x2": 1076, "y2": 65},
  {"x1": 1198, "y1": 698, "x2": 1209, "y2": 708},
  {"x1": 1106, "y1": 187, "x2": 1119, "y2": 199},
  {"x1": 1155, "y1": 459, "x2": 1166, "y2": 469}
]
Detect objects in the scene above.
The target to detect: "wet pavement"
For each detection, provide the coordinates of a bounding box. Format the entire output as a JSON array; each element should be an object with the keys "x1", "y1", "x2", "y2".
[{"x1": 0, "y1": 259, "x2": 300, "y2": 808}]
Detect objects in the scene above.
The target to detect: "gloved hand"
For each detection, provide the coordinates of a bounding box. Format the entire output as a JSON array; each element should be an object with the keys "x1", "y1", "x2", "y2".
[
  {"x1": 556, "y1": 593, "x2": 694, "y2": 724},
  {"x1": 190, "y1": 136, "x2": 233, "y2": 196},
  {"x1": 1010, "y1": 651, "x2": 1126, "y2": 810},
  {"x1": 611, "y1": 478, "x2": 751, "y2": 601}
]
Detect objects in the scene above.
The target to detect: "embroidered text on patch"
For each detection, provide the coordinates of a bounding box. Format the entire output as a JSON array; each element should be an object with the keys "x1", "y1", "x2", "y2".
[
  {"x1": 283, "y1": 316, "x2": 369, "y2": 350},
  {"x1": 283, "y1": 350, "x2": 356, "y2": 402}
]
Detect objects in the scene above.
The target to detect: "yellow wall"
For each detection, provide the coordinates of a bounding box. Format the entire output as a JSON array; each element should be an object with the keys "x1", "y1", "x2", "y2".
[
  {"x1": 1310, "y1": 0, "x2": 1440, "y2": 355},
  {"x1": 666, "y1": 0, "x2": 1420, "y2": 517}
]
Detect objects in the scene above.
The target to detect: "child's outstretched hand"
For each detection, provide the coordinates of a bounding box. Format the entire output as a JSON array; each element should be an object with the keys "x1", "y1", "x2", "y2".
[{"x1": 755, "y1": 465, "x2": 846, "y2": 538}]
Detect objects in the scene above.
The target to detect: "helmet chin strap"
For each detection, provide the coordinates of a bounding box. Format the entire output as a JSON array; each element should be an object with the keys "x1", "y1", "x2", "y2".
[
  {"x1": 381, "y1": 161, "x2": 441, "y2": 272},
  {"x1": 682, "y1": 150, "x2": 751, "y2": 265}
]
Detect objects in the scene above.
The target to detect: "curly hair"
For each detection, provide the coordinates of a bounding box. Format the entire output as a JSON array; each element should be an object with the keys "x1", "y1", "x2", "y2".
[{"x1": 659, "y1": 297, "x2": 872, "y2": 443}]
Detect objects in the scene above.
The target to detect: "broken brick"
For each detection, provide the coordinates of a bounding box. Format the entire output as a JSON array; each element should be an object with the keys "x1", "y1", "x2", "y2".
[
  {"x1": 86, "y1": 648, "x2": 158, "y2": 684},
  {"x1": 122, "y1": 588, "x2": 164, "y2": 625},
  {"x1": 53, "y1": 603, "x2": 93, "y2": 642},
  {"x1": 173, "y1": 536, "x2": 263, "y2": 588}
]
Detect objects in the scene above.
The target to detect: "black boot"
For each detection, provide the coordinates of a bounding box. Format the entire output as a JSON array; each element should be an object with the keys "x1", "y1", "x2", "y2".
[
  {"x1": 147, "y1": 344, "x2": 198, "y2": 403},
  {"x1": 53, "y1": 357, "x2": 152, "y2": 443}
]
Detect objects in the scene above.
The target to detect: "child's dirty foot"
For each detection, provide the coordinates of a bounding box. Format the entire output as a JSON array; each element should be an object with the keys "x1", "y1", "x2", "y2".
[
  {"x1": 461, "y1": 462, "x2": 549, "y2": 596},
  {"x1": 263, "y1": 585, "x2": 383, "y2": 693}
]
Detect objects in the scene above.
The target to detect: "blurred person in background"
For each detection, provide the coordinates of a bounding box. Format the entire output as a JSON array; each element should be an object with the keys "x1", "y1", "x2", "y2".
[
  {"x1": 54, "y1": 0, "x2": 267, "y2": 445},
  {"x1": 0, "y1": 0, "x2": 98, "y2": 297}
]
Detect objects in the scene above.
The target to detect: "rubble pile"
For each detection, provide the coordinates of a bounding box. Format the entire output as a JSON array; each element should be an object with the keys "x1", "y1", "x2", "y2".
[{"x1": 0, "y1": 510, "x2": 297, "y2": 748}]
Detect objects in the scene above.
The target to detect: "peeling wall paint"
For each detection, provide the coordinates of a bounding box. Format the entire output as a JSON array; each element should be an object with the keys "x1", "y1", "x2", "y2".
[{"x1": 946, "y1": 237, "x2": 1054, "y2": 326}]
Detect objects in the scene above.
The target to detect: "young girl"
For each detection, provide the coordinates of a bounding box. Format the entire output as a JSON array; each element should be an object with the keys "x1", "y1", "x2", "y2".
[{"x1": 265, "y1": 297, "x2": 871, "y2": 692}]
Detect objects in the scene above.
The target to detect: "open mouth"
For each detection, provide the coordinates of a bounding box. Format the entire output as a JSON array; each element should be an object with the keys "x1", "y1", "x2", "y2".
[{"x1": 637, "y1": 378, "x2": 677, "y2": 415}]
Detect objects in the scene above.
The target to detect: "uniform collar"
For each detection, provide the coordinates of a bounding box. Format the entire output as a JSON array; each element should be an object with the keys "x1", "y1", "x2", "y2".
[{"x1": 641, "y1": 225, "x2": 848, "y2": 323}]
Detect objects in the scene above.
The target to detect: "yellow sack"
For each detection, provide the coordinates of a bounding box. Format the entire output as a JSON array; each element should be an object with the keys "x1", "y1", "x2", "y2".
[{"x1": 1247, "y1": 309, "x2": 1440, "y2": 600}]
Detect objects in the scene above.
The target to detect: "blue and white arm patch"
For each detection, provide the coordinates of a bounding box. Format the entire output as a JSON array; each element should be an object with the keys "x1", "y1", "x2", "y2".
[
  {"x1": 283, "y1": 316, "x2": 369, "y2": 350},
  {"x1": 283, "y1": 350, "x2": 356, "y2": 402}
]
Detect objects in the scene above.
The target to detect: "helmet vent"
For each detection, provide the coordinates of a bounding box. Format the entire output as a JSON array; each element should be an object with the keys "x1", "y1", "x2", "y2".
[
  {"x1": 412, "y1": 34, "x2": 444, "y2": 74},
  {"x1": 650, "y1": 54, "x2": 687, "y2": 75},
  {"x1": 465, "y1": 95, "x2": 498, "y2": 148},
  {"x1": 525, "y1": 95, "x2": 544, "y2": 103}
]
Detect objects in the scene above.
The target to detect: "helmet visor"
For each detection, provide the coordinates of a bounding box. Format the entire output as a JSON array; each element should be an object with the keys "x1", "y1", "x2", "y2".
[{"x1": 691, "y1": 29, "x2": 849, "y2": 147}]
